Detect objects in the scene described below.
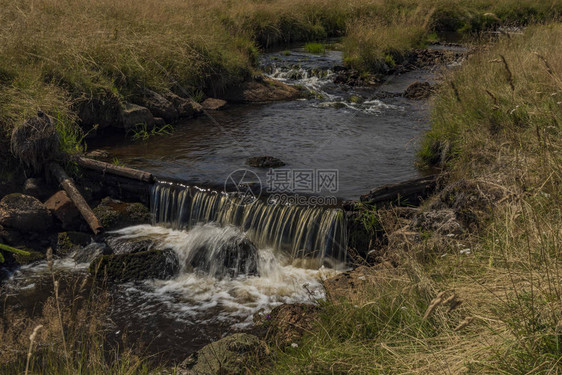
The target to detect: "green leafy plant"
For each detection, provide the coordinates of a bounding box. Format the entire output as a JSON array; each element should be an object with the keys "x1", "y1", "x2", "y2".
[{"x1": 304, "y1": 42, "x2": 326, "y2": 54}]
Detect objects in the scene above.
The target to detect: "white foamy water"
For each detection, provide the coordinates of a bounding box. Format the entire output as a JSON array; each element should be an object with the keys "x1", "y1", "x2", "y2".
[{"x1": 111, "y1": 224, "x2": 342, "y2": 327}]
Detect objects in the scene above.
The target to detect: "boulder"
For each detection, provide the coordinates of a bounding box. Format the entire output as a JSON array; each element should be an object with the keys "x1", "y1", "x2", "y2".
[
  {"x1": 45, "y1": 191, "x2": 81, "y2": 230},
  {"x1": 0, "y1": 193, "x2": 52, "y2": 233},
  {"x1": 137, "y1": 89, "x2": 179, "y2": 123},
  {"x1": 247, "y1": 156, "x2": 286, "y2": 168},
  {"x1": 404, "y1": 81, "x2": 433, "y2": 100},
  {"x1": 105, "y1": 236, "x2": 154, "y2": 255},
  {"x1": 201, "y1": 98, "x2": 227, "y2": 111},
  {"x1": 93, "y1": 197, "x2": 151, "y2": 231},
  {"x1": 190, "y1": 333, "x2": 263, "y2": 375},
  {"x1": 162, "y1": 91, "x2": 203, "y2": 118},
  {"x1": 189, "y1": 236, "x2": 259, "y2": 279},
  {"x1": 90, "y1": 249, "x2": 179, "y2": 282},
  {"x1": 119, "y1": 102, "x2": 154, "y2": 130},
  {"x1": 56, "y1": 231, "x2": 92, "y2": 256},
  {"x1": 221, "y1": 78, "x2": 302, "y2": 103}
]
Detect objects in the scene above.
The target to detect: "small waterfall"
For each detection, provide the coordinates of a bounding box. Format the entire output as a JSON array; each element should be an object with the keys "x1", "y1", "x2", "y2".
[{"x1": 150, "y1": 182, "x2": 347, "y2": 262}]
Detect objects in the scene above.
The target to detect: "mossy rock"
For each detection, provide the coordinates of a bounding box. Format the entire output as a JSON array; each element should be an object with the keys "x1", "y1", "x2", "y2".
[
  {"x1": 93, "y1": 197, "x2": 151, "y2": 230},
  {"x1": 90, "y1": 249, "x2": 179, "y2": 282}
]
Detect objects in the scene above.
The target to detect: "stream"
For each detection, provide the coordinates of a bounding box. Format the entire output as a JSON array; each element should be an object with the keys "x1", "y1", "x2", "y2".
[{"x1": 1, "y1": 44, "x2": 463, "y2": 363}]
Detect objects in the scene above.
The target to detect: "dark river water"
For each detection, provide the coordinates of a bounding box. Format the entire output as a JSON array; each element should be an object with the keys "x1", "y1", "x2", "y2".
[{"x1": 92, "y1": 48, "x2": 435, "y2": 200}]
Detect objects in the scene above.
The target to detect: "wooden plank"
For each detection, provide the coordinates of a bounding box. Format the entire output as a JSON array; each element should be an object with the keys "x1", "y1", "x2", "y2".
[
  {"x1": 360, "y1": 175, "x2": 437, "y2": 206},
  {"x1": 77, "y1": 157, "x2": 154, "y2": 183},
  {"x1": 49, "y1": 162, "x2": 103, "y2": 234}
]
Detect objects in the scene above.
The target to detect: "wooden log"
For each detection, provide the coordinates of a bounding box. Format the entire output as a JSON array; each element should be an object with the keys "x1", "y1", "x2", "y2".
[
  {"x1": 49, "y1": 162, "x2": 103, "y2": 234},
  {"x1": 360, "y1": 175, "x2": 437, "y2": 207},
  {"x1": 77, "y1": 157, "x2": 154, "y2": 183}
]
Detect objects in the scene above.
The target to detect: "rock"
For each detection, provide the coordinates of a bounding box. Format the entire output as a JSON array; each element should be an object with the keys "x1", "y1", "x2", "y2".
[
  {"x1": 56, "y1": 231, "x2": 92, "y2": 256},
  {"x1": 105, "y1": 236, "x2": 155, "y2": 255},
  {"x1": 162, "y1": 91, "x2": 203, "y2": 118},
  {"x1": 45, "y1": 191, "x2": 81, "y2": 230},
  {"x1": 201, "y1": 98, "x2": 227, "y2": 111},
  {"x1": 137, "y1": 89, "x2": 179, "y2": 123},
  {"x1": 413, "y1": 209, "x2": 463, "y2": 235},
  {"x1": 222, "y1": 78, "x2": 302, "y2": 103},
  {"x1": 190, "y1": 333, "x2": 263, "y2": 375},
  {"x1": 0, "y1": 193, "x2": 52, "y2": 233},
  {"x1": 93, "y1": 198, "x2": 151, "y2": 231},
  {"x1": 190, "y1": 236, "x2": 259, "y2": 279},
  {"x1": 119, "y1": 102, "x2": 154, "y2": 130},
  {"x1": 74, "y1": 242, "x2": 108, "y2": 264},
  {"x1": 90, "y1": 249, "x2": 179, "y2": 282},
  {"x1": 85, "y1": 150, "x2": 110, "y2": 160},
  {"x1": 404, "y1": 81, "x2": 433, "y2": 100},
  {"x1": 266, "y1": 304, "x2": 319, "y2": 347},
  {"x1": 247, "y1": 156, "x2": 286, "y2": 168}
]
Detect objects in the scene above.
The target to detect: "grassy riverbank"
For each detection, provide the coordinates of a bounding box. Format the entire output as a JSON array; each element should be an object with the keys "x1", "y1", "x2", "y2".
[
  {"x1": 259, "y1": 24, "x2": 562, "y2": 374},
  {"x1": 0, "y1": 0, "x2": 560, "y2": 143}
]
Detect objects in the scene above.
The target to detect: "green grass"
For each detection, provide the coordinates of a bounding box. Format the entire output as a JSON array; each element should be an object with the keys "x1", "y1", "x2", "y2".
[{"x1": 304, "y1": 42, "x2": 326, "y2": 54}]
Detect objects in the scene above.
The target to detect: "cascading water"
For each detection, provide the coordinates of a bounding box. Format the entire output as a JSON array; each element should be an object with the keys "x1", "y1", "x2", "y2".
[{"x1": 150, "y1": 181, "x2": 348, "y2": 263}]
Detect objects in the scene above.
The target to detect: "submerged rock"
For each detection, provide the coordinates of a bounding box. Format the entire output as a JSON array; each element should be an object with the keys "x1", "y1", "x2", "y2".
[
  {"x1": 221, "y1": 77, "x2": 302, "y2": 103},
  {"x1": 93, "y1": 197, "x2": 151, "y2": 231},
  {"x1": 201, "y1": 98, "x2": 227, "y2": 111},
  {"x1": 0, "y1": 193, "x2": 52, "y2": 233},
  {"x1": 247, "y1": 156, "x2": 286, "y2": 168},
  {"x1": 189, "y1": 333, "x2": 263, "y2": 375},
  {"x1": 85, "y1": 150, "x2": 110, "y2": 160},
  {"x1": 90, "y1": 249, "x2": 179, "y2": 282},
  {"x1": 404, "y1": 81, "x2": 434, "y2": 99}
]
